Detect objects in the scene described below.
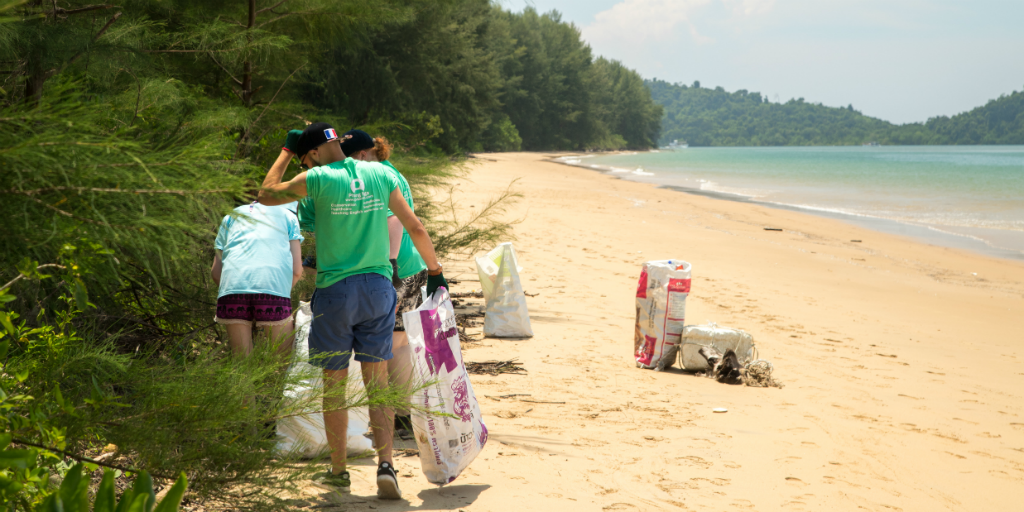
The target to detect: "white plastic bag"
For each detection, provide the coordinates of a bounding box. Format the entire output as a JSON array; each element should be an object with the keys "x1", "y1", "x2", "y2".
[
  {"x1": 403, "y1": 288, "x2": 488, "y2": 485},
  {"x1": 276, "y1": 302, "x2": 373, "y2": 458},
  {"x1": 475, "y1": 243, "x2": 534, "y2": 337},
  {"x1": 679, "y1": 323, "x2": 756, "y2": 371},
  {"x1": 634, "y1": 260, "x2": 692, "y2": 369}
]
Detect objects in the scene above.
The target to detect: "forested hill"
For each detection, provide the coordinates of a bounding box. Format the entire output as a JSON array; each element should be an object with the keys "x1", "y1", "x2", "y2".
[{"x1": 648, "y1": 79, "x2": 1024, "y2": 146}]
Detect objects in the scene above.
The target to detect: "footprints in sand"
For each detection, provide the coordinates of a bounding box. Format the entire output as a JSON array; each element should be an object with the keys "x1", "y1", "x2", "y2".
[{"x1": 675, "y1": 456, "x2": 712, "y2": 469}]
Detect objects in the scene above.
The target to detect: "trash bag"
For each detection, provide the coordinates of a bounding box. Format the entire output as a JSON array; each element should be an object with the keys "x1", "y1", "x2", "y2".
[
  {"x1": 679, "y1": 323, "x2": 756, "y2": 371},
  {"x1": 634, "y1": 260, "x2": 692, "y2": 369},
  {"x1": 404, "y1": 288, "x2": 489, "y2": 485},
  {"x1": 475, "y1": 242, "x2": 533, "y2": 337},
  {"x1": 276, "y1": 301, "x2": 373, "y2": 458}
]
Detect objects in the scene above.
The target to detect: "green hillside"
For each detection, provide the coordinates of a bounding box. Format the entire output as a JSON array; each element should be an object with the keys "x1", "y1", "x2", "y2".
[{"x1": 648, "y1": 79, "x2": 1024, "y2": 146}]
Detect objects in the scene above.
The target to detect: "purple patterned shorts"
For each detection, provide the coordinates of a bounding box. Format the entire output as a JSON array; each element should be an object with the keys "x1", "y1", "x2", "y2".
[{"x1": 215, "y1": 293, "x2": 292, "y2": 326}]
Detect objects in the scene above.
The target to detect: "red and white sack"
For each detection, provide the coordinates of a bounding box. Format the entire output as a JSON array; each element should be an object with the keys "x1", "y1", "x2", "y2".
[
  {"x1": 403, "y1": 288, "x2": 489, "y2": 485},
  {"x1": 634, "y1": 260, "x2": 692, "y2": 370}
]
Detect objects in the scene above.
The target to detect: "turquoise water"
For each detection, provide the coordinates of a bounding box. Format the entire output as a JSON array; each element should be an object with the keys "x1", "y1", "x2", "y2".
[{"x1": 560, "y1": 146, "x2": 1024, "y2": 259}]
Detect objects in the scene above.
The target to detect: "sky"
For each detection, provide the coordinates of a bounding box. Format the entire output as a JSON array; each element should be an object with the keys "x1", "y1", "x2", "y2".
[{"x1": 499, "y1": 0, "x2": 1024, "y2": 124}]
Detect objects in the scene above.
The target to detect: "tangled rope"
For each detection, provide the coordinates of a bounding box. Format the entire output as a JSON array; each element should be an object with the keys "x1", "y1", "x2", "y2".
[{"x1": 743, "y1": 359, "x2": 784, "y2": 388}]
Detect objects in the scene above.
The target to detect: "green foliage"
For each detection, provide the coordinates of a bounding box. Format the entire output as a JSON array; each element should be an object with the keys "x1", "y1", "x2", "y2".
[
  {"x1": 0, "y1": 0, "x2": 566, "y2": 509},
  {"x1": 33, "y1": 465, "x2": 186, "y2": 512},
  {"x1": 420, "y1": 179, "x2": 522, "y2": 257},
  {"x1": 304, "y1": 4, "x2": 661, "y2": 152},
  {"x1": 649, "y1": 79, "x2": 1024, "y2": 146},
  {"x1": 919, "y1": 90, "x2": 1024, "y2": 144}
]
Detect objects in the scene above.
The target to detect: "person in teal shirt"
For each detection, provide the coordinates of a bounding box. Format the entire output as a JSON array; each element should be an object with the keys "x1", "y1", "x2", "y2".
[
  {"x1": 210, "y1": 201, "x2": 303, "y2": 357},
  {"x1": 259, "y1": 123, "x2": 448, "y2": 500},
  {"x1": 339, "y1": 129, "x2": 426, "y2": 441}
]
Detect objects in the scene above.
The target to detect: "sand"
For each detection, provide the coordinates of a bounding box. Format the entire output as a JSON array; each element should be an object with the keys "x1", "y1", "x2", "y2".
[{"x1": 314, "y1": 152, "x2": 1024, "y2": 511}]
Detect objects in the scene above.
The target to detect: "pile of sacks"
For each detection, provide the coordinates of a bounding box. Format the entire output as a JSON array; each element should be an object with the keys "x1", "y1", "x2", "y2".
[{"x1": 633, "y1": 259, "x2": 782, "y2": 388}]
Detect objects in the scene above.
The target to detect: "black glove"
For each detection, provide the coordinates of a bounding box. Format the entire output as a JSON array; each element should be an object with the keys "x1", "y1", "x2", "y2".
[
  {"x1": 390, "y1": 259, "x2": 403, "y2": 289},
  {"x1": 426, "y1": 271, "x2": 448, "y2": 297}
]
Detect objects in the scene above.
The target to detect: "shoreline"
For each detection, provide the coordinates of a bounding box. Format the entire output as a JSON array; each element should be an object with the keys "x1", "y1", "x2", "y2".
[
  {"x1": 318, "y1": 152, "x2": 1024, "y2": 512},
  {"x1": 547, "y1": 151, "x2": 1024, "y2": 262}
]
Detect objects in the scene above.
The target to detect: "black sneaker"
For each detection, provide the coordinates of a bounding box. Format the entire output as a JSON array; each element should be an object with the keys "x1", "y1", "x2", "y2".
[{"x1": 376, "y1": 461, "x2": 402, "y2": 500}]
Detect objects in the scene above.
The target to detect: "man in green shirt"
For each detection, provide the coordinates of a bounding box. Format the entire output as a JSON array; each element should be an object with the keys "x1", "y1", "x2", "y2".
[
  {"x1": 259, "y1": 123, "x2": 448, "y2": 500},
  {"x1": 338, "y1": 129, "x2": 426, "y2": 440}
]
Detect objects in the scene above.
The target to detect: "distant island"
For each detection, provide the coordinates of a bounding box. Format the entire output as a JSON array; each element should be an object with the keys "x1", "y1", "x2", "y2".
[{"x1": 647, "y1": 79, "x2": 1024, "y2": 147}]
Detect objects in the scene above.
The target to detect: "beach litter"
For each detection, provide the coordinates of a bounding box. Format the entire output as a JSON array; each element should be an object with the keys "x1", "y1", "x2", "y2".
[
  {"x1": 476, "y1": 242, "x2": 534, "y2": 337},
  {"x1": 743, "y1": 359, "x2": 783, "y2": 388},
  {"x1": 713, "y1": 408, "x2": 728, "y2": 413},
  {"x1": 466, "y1": 359, "x2": 527, "y2": 376},
  {"x1": 404, "y1": 287, "x2": 488, "y2": 485},
  {"x1": 634, "y1": 259, "x2": 692, "y2": 370},
  {"x1": 679, "y1": 323, "x2": 756, "y2": 372},
  {"x1": 680, "y1": 323, "x2": 783, "y2": 388},
  {"x1": 276, "y1": 302, "x2": 372, "y2": 458}
]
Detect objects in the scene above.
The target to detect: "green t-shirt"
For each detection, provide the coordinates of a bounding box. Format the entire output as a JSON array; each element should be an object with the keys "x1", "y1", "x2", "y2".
[
  {"x1": 297, "y1": 196, "x2": 315, "y2": 233},
  {"x1": 304, "y1": 158, "x2": 399, "y2": 288},
  {"x1": 382, "y1": 161, "x2": 427, "y2": 279}
]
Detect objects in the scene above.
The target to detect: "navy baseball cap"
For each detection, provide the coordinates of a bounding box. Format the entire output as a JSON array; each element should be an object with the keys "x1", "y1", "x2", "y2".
[
  {"x1": 339, "y1": 129, "x2": 374, "y2": 157},
  {"x1": 294, "y1": 122, "x2": 339, "y2": 157}
]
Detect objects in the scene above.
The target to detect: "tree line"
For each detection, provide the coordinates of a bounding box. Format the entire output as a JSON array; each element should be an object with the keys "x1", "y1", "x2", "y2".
[
  {"x1": 649, "y1": 79, "x2": 1024, "y2": 146},
  {"x1": 306, "y1": 4, "x2": 662, "y2": 152}
]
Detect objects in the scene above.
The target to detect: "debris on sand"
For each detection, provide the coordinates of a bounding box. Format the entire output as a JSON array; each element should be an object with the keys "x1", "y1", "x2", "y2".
[
  {"x1": 466, "y1": 359, "x2": 527, "y2": 376},
  {"x1": 456, "y1": 311, "x2": 484, "y2": 342},
  {"x1": 698, "y1": 346, "x2": 784, "y2": 388}
]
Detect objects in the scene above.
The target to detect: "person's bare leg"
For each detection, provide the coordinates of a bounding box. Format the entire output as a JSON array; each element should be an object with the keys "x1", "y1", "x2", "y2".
[
  {"x1": 360, "y1": 360, "x2": 394, "y2": 465},
  {"x1": 269, "y1": 318, "x2": 296, "y2": 357},
  {"x1": 323, "y1": 368, "x2": 349, "y2": 474},
  {"x1": 226, "y1": 323, "x2": 253, "y2": 357},
  {"x1": 387, "y1": 332, "x2": 413, "y2": 416}
]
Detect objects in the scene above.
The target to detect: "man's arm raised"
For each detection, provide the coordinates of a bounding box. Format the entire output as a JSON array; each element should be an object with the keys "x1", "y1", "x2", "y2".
[{"x1": 259, "y1": 149, "x2": 308, "y2": 206}]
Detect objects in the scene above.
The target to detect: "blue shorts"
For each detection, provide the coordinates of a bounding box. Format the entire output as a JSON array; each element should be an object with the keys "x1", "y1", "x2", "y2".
[{"x1": 308, "y1": 273, "x2": 397, "y2": 370}]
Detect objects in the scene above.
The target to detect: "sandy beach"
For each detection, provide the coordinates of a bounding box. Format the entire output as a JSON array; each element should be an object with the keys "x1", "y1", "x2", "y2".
[{"x1": 314, "y1": 151, "x2": 1024, "y2": 511}]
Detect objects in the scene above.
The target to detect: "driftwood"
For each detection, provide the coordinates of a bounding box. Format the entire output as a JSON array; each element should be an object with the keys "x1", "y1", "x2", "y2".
[{"x1": 465, "y1": 359, "x2": 527, "y2": 376}]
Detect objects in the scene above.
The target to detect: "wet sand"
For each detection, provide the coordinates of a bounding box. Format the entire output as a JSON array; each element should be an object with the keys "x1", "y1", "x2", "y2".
[{"x1": 309, "y1": 151, "x2": 1024, "y2": 511}]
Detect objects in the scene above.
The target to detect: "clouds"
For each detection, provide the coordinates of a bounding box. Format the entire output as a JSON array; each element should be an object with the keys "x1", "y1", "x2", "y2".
[
  {"x1": 576, "y1": 0, "x2": 1024, "y2": 123},
  {"x1": 722, "y1": 0, "x2": 776, "y2": 17},
  {"x1": 581, "y1": 0, "x2": 775, "y2": 50}
]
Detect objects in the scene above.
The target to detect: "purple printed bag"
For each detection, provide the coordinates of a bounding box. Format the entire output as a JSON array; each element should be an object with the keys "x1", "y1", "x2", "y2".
[{"x1": 403, "y1": 287, "x2": 488, "y2": 485}]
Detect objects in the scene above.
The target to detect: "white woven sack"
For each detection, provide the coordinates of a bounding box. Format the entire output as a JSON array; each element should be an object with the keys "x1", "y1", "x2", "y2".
[
  {"x1": 679, "y1": 323, "x2": 756, "y2": 371},
  {"x1": 276, "y1": 302, "x2": 372, "y2": 458},
  {"x1": 634, "y1": 260, "x2": 692, "y2": 369},
  {"x1": 404, "y1": 288, "x2": 489, "y2": 485},
  {"x1": 476, "y1": 243, "x2": 533, "y2": 337}
]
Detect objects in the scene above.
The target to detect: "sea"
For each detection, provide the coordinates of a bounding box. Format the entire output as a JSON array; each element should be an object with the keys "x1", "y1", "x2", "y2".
[{"x1": 556, "y1": 146, "x2": 1024, "y2": 261}]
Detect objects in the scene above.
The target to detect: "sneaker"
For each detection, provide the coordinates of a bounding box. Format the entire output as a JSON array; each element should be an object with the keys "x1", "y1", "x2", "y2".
[
  {"x1": 376, "y1": 462, "x2": 402, "y2": 500},
  {"x1": 312, "y1": 469, "x2": 351, "y2": 495}
]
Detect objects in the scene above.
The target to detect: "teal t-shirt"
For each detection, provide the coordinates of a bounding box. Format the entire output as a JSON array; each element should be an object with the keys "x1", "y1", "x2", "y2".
[
  {"x1": 304, "y1": 158, "x2": 399, "y2": 288},
  {"x1": 214, "y1": 203, "x2": 303, "y2": 298},
  {"x1": 382, "y1": 161, "x2": 427, "y2": 279}
]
